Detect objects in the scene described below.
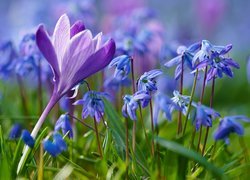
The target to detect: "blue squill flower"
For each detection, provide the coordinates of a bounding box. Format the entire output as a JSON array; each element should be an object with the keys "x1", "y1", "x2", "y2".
[
  {"x1": 19, "y1": 33, "x2": 41, "y2": 59},
  {"x1": 214, "y1": 116, "x2": 250, "y2": 144},
  {"x1": 164, "y1": 42, "x2": 200, "y2": 79},
  {"x1": 109, "y1": 55, "x2": 131, "y2": 80},
  {"x1": 153, "y1": 92, "x2": 177, "y2": 124},
  {"x1": 122, "y1": 91, "x2": 151, "y2": 120},
  {"x1": 137, "y1": 69, "x2": 162, "y2": 93},
  {"x1": 193, "y1": 103, "x2": 220, "y2": 130},
  {"x1": 55, "y1": 114, "x2": 73, "y2": 138},
  {"x1": 193, "y1": 40, "x2": 232, "y2": 66},
  {"x1": 74, "y1": 91, "x2": 109, "y2": 122},
  {"x1": 193, "y1": 43, "x2": 239, "y2": 82},
  {"x1": 43, "y1": 133, "x2": 67, "y2": 157},
  {"x1": 53, "y1": 133, "x2": 67, "y2": 151},
  {"x1": 0, "y1": 41, "x2": 17, "y2": 79},
  {"x1": 21, "y1": 130, "x2": 35, "y2": 148},
  {"x1": 9, "y1": 124, "x2": 22, "y2": 140},
  {"x1": 104, "y1": 76, "x2": 131, "y2": 92},
  {"x1": 171, "y1": 90, "x2": 191, "y2": 115}
]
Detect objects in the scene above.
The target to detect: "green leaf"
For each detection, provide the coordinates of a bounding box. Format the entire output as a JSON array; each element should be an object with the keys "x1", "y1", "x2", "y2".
[{"x1": 155, "y1": 137, "x2": 224, "y2": 178}]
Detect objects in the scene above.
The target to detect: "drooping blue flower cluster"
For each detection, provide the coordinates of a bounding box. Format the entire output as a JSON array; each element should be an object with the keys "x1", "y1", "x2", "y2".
[
  {"x1": 122, "y1": 91, "x2": 151, "y2": 120},
  {"x1": 137, "y1": 69, "x2": 162, "y2": 93},
  {"x1": 109, "y1": 55, "x2": 132, "y2": 80},
  {"x1": 9, "y1": 124, "x2": 22, "y2": 140},
  {"x1": 0, "y1": 41, "x2": 17, "y2": 79},
  {"x1": 214, "y1": 116, "x2": 250, "y2": 144},
  {"x1": 21, "y1": 130, "x2": 35, "y2": 148},
  {"x1": 165, "y1": 43, "x2": 200, "y2": 79},
  {"x1": 153, "y1": 92, "x2": 177, "y2": 124},
  {"x1": 192, "y1": 103, "x2": 220, "y2": 130},
  {"x1": 55, "y1": 114, "x2": 73, "y2": 138},
  {"x1": 193, "y1": 40, "x2": 239, "y2": 82},
  {"x1": 43, "y1": 133, "x2": 67, "y2": 157},
  {"x1": 171, "y1": 90, "x2": 191, "y2": 115},
  {"x1": 74, "y1": 91, "x2": 109, "y2": 122}
]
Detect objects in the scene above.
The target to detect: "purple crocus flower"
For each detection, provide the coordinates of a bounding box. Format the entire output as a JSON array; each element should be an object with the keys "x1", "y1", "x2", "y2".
[
  {"x1": 193, "y1": 103, "x2": 220, "y2": 130},
  {"x1": 55, "y1": 114, "x2": 73, "y2": 138},
  {"x1": 214, "y1": 116, "x2": 250, "y2": 144},
  {"x1": 31, "y1": 13, "x2": 115, "y2": 137},
  {"x1": 18, "y1": 14, "x2": 115, "y2": 172},
  {"x1": 74, "y1": 91, "x2": 109, "y2": 123},
  {"x1": 164, "y1": 42, "x2": 200, "y2": 80},
  {"x1": 193, "y1": 42, "x2": 239, "y2": 82},
  {"x1": 137, "y1": 69, "x2": 162, "y2": 93},
  {"x1": 36, "y1": 14, "x2": 115, "y2": 99},
  {"x1": 122, "y1": 91, "x2": 151, "y2": 120}
]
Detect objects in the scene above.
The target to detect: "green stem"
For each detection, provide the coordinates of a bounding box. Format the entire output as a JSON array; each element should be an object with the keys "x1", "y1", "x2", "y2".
[
  {"x1": 125, "y1": 118, "x2": 129, "y2": 178},
  {"x1": 183, "y1": 69, "x2": 199, "y2": 135},
  {"x1": 149, "y1": 99, "x2": 155, "y2": 157},
  {"x1": 177, "y1": 57, "x2": 184, "y2": 135},
  {"x1": 201, "y1": 77, "x2": 215, "y2": 156},
  {"x1": 93, "y1": 117, "x2": 103, "y2": 159},
  {"x1": 139, "y1": 105, "x2": 152, "y2": 156}
]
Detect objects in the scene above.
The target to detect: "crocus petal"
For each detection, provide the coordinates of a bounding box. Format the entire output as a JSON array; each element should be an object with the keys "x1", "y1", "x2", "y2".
[
  {"x1": 52, "y1": 14, "x2": 71, "y2": 71},
  {"x1": 70, "y1": 20, "x2": 85, "y2": 38},
  {"x1": 71, "y1": 39, "x2": 116, "y2": 91},
  {"x1": 36, "y1": 25, "x2": 59, "y2": 80}
]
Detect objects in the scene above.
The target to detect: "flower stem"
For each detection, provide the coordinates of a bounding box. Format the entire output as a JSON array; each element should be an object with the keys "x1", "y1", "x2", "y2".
[
  {"x1": 38, "y1": 144, "x2": 44, "y2": 180},
  {"x1": 37, "y1": 58, "x2": 43, "y2": 114},
  {"x1": 139, "y1": 105, "x2": 152, "y2": 156},
  {"x1": 130, "y1": 58, "x2": 136, "y2": 153},
  {"x1": 239, "y1": 137, "x2": 249, "y2": 162},
  {"x1": 17, "y1": 92, "x2": 59, "y2": 174},
  {"x1": 149, "y1": 99, "x2": 155, "y2": 156},
  {"x1": 94, "y1": 117, "x2": 103, "y2": 159},
  {"x1": 125, "y1": 117, "x2": 129, "y2": 177},
  {"x1": 201, "y1": 77, "x2": 215, "y2": 156},
  {"x1": 177, "y1": 57, "x2": 184, "y2": 135},
  {"x1": 17, "y1": 75, "x2": 29, "y2": 116},
  {"x1": 183, "y1": 69, "x2": 199, "y2": 135},
  {"x1": 196, "y1": 67, "x2": 208, "y2": 152},
  {"x1": 132, "y1": 121, "x2": 136, "y2": 152}
]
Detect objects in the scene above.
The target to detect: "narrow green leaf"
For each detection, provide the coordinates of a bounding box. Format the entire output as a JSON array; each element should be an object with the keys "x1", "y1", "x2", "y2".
[{"x1": 155, "y1": 137, "x2": 224, "y2": 178}]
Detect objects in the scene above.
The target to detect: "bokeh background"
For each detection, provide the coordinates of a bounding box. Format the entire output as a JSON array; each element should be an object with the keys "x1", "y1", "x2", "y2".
[{"x1": 0, "y1": 0, "x2": 249, "y2": 117}]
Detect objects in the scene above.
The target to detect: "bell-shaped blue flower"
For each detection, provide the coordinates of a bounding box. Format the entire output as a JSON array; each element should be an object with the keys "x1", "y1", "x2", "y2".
[
  {"x1": 193, "y1": 103, "x2": 220, "y2": 130},
  {"x1": 0, "y1": 41, "x2": 17, "y2": 79},
  {"x1": 109, "y1": 55, "x2": 131, "y2": 80},
  {"x1": 214, "y1": 116, "x2": 250, "y2": 144},
  {"x1": 55, "y1": 114, "x2": 73, "y2": 138},
  {"x1": 164, "y1": 42, "x2": 200, "y2": 80},
  {"x1": 153, "y1": 92, "x2": 177, "y2": 124},
  {"x1": 171, "y1": 90, "x2": 191, "y2": 115},
  {"x1": 122, "y1": 91, "x2": 151, "y2": 120},
  {"x1": 74, "y1": 91, "x2": 109, "y2": 122},
  {"x1": 43, "y1": 133, "x2": 67, "y2": 157},
  {"x1": 137, "y1": 69, "x2": 162, "y2": 93},
  {"x1": 9, "y1": 124, "x2": 22, "y2": 140},
  {"x1": 21, "y1": 130, "x2": 35, "y2": 148}
]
